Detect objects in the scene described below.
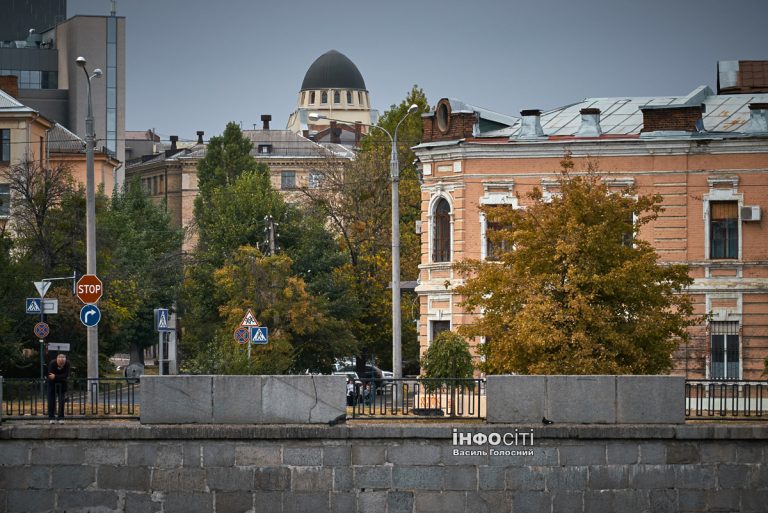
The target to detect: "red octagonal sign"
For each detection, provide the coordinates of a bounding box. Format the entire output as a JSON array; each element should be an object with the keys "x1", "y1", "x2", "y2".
[{"x1": 76, "y1": 274, "x2": 103, "y2": 304}]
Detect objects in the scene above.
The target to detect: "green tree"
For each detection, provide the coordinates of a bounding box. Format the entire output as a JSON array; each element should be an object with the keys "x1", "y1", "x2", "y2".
[
  {"x1": 97, "y1": 179, "x2": 184, "y2": 365},
  {"x1": 456, "y1": 156, "x2": 698, "y2": 375},
  {"x1": 300, "y1": 85, "x2": 429, "y2": 373},
  {"x1": 421, "y1": 331, "x2": 475, "y2": 389}
]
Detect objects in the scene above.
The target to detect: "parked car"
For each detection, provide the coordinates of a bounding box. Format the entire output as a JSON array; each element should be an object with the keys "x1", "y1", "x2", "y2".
[{"x1": 337, "y1": 365, "x2": 384, "y2": 390}]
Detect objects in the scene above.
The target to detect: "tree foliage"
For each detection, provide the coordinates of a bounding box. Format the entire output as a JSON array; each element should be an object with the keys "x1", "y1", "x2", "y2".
[
  {"x1": 456, "y1": 156, "x2": 698, "y2": 375},
  {"x1": 299, "y1": 85, "x2": 429, "y2": 373},
  {"x1": 421, "y1": 331, "x2": 475, "y2": 387}
]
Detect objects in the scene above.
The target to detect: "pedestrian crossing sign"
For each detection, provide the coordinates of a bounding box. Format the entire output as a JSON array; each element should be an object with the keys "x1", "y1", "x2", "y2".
[
  {"x1": 249, "y1": 326, "x2": 268, "y2": 345},
  {"x1": 154, "y1": 308, "x2": 173, "y2": 332},
  {"x1": 26, "y1": 298, "x2": 42, "y2": 314}
]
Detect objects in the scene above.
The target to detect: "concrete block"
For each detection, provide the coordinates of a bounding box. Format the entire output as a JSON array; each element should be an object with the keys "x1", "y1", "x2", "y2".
[
  {"x1": 736, "y1": 443, "x2": 764, "y2": 463},
  {"x1": 7, "y1": 490, "x2": 54, "y2": 513},
  {"x1": 614, "y1": 489, "x2": 650, "y2": 512},
  {"x1": 211, "y1": 375, "x2": 262, "y2": 423},
  {"x1": 0, "y1": 466, "x2": 49, "y2": 489},
  {"x1": 333, "y1": 467, "x2": 353, "y2": 492},
  {"x1": 351, "y1": 444, "x2": 385, "y2": 465},
  {"x1": 674, "y1": 464, "x2": 716, "y2": 490},
  {"x1": 543, "y1": 466, "x2": 588, "y2": 490},
  {"x1": 124, "y1": 492, "x2": 158, "y2": 513},
  {"x1": 479, "y1": 466, "x2": 506, "y2": 490},
  {"x1": 606, "y1": 442, "x2": 638, "y2": 464},
  {"x1": 291, "y1": 467, "x2": 332, "y2": 491},
  {"x1": 392, "y1": 466, "x2": 443, "y2": 490},
  {"x1": 465, "y1": 491, "x2": 510, "y2": 513},
  {"x1": 51, "y1": 465, "x2": 95, "y2": 489},
  {"x1": 487, "y1": 375, "x2": 546, "y2": 423},
  {"x1": 323, "y1": 445, "x2": 350, "y2": 466},
  {"x1": 511, "y1": 491, "x2": 551, "y2": 513},
  {"x1": 414, "y1": 491, "x2": 466, "y2": 513},
  {"x1": 506, "y1": 466, "x2": 545, "y2": 491},
  {"x1": 283, "y1": 492, "x2": 329, "y2": 513},
  {"x1": 85, "y1": 443, "x2": 126, "y2": 465},
  {"x1": 97, "y1": 465, "x2": 150, "y2": 491},
  {"x1": 252, "y1": 491, "x2": 283, "y2": 513},
  {"x1": 140, "y1": 375, "x2": 213, "y2": 423},
  {"x1": 553, "y1": 490, "x2": 584, "y2": 513},
  {"x1": 354, "y1": 465, "x2": 391, "y2": 489},
  {"x1": 57, "y1": 490, "x2": 119, "y2": 511},
  {"x1": 261, "y1": 375, "x2": 345, "y2": 424},
  {"x1": 639, "y1": 442, "x2": 666, "y2": 464},
  {"x1": 387, "y1": 491, "x2": 414, "y2": 513},
  {"x1": 547, "y1": 375, "x2": 616, "y2": 424},
  {"x1": 214, "y1": 491, "x2": 253, "y2": 513},
  {"x1": 182, "y1": 442, "x2": 203, "y2": 468},
  {"x1": 331, "y1": 492, "x2": 356, "y2": 513},
  {"x1": 284, "y1": 446, "x2": 322, "y2": 466},
  {"x1": 31, "y1": 444, "x2": 84, "y2": 465},
  {"x1": 742, "y1": 489, "x2": 768, "y2": 513},
  {"x1": 650, "y1": 489, "x2": 678, "y2": 513},
  {"x1": 677, "y1": 489, "x2": 706, "y2": 512},
  {"x1": 163, "y1": 492, "x2": 213, "y2": 513},
  {"x1": 150, "y1": 468, "x2": 207, "y2": 492},
  {"x1": 253, "y1": 467, "x2": 291, "y2": 491},
  {"x1": 616, "y1": 375, "x2": 685, "y2": 424},
  {"x1": 628, "y1": 465, "x2": 675, "y2": 489},
  {"x1": 201, "y1": 442, "x2": 235, "y2": 467},
  {"x1": 666, "y1": 443, "x2": 700, "y2": 464},
  {"x1": 584, "y1": 490, "x2": 615, "y2": 513},
  {"x1": 587, "y1": 465, "x2": 629, "y2": 490},
  {"x1": 444, "y1": 466, "x2": 477, "y2": 490},
  {"x1": 358, "y1": 491, "x2": 387, "y2": 513},
  {"x1": 387, "y1": 443, "x2": 441, "y2": 465},
  {"x1": 0, "y1": 442, "x2": 28, "y2": 466},
  {"x1": 235, "y1": 445, "x2": 281, "y2": 466},
  {"x1": 207, "y1": 467, "x2": 253, "y2": 491},
  {"x1": 559, "y1": 444, "x2": 606, "y2": 465},
  {"x1": 705, "y1": 489, "x2": 740, "y2": 512}
]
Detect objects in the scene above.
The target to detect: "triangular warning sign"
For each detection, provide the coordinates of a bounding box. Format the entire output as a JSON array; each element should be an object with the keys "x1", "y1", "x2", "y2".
[
  {"x1": 158, "y1": 312, "x2": 168, "y2": 329},
  {"x1": 27, "y1": 301, "x2": 41, "y2": 313},
  {"x1": 240, "y1": 309, "x2": 259, "y2": 327},
  {"x1": 252, "y1": 328, "x2": 267, "y2": 342}
]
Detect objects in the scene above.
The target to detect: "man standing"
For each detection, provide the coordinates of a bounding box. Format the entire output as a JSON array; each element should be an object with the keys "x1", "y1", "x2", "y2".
[{"x1": 47, "y1": 353, "x2": 70, "y2": 424}]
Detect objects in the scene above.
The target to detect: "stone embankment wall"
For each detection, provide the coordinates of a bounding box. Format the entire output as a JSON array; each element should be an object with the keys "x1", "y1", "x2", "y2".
[{"x1": 0, "y1": 423, "x2": 766, "y2": 513}]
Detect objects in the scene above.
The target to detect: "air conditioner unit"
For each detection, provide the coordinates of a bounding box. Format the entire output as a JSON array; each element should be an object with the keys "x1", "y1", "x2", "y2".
[
  {"x1": 415, "y1": 220, "x2": 422, "y2": 234},
  {"x1": 741, "y1": 206, "x2": 761, "y2": 222}
]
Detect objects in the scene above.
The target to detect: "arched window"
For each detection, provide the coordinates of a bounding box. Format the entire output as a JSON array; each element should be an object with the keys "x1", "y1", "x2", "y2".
[
  {"x1": 432, "y1": 198, "x2": 451, "y2": 262},
  {"x1": 333, "y1": 90, "x2": 340, "y2": 104},
  {"x1": 321, "y1": 91, "x2": 328, "y2": 104},
  {"x1": 309, "y1": 91, "x2": 315, "y2": 104},
  {"x1": 346, "y1": 91, "x2": 353, "y2": 104}
]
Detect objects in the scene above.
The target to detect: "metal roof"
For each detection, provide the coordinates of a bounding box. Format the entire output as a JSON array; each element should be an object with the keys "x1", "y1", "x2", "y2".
[
  {"x1": 0, "y1": 88, "x2": 34, "y2": 111},
  {"x1": 301, "y1": 50, "x2": 366, "y2": 91},
  {"x1": 485, "y1": 86, "x2": 768, "y2": 138},
  {"x1": 48, "y1": 123, "x2": 85, "y2": 153}
]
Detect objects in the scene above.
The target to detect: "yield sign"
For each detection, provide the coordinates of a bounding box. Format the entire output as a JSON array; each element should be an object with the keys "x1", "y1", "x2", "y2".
[
  {"x1": 34, "y1": 281, "x2": 51, "y2": 298},
  {"x1": 240, "y1": 309, "x2": 259, "y2": 327}
]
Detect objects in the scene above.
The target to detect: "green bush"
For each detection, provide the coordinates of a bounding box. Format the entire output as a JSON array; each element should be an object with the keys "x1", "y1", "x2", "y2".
[{"x1": 420, "y1": 331, "x2": 474, "y2": 391}]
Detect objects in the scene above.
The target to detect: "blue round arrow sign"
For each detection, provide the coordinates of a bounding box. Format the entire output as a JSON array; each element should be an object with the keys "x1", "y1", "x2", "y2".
[{"x1": 80, "y1": 304, "x2": 101, "y2": 327}]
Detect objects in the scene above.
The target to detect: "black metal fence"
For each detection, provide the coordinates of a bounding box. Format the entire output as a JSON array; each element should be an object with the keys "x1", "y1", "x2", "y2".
[
  {"x1": 2, "y1": 378, "x2": 139, "y2": 419},
  {"x1": 686, "y1": 380, "x2": 766, "y2": 419},
  {"x1": 349, "y1": 378, "x2": 485, "y2": 419}
]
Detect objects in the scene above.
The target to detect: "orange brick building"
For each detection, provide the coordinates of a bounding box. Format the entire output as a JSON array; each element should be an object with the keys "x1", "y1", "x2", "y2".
[{"x1": 414, "y1": 63, "x2": 768, "y2": 379}]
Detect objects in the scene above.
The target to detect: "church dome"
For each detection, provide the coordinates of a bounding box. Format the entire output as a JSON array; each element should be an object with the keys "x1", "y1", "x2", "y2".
[{"x1": 300, "y1": 50, "x2": 366, "y2": 91}]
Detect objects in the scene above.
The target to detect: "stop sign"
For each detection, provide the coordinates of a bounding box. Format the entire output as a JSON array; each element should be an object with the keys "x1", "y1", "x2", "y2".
[{"x1": 76, "y1": 274, "x2": 103, "y2": 304}]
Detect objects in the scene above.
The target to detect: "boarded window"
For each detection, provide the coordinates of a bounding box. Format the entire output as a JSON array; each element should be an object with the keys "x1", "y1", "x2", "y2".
[
  {"x1": 432, "y1": 198, "x2": 451, "y2": 262},
  {"x1": 710, "y1": 201, "x2": 738, "y2": 259}
]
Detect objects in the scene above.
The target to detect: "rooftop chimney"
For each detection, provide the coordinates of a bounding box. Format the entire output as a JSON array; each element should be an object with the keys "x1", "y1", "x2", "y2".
[
  {"x1": 330, "y1": 121, "x2": 341, "y2": 144},
  {"x1": 576, "y1": 108, "x2": 602, "y2": 137},
  {"x1": 640, "y1": 105, "x2": 704, "y2": 133},
  {"x1": 170, "y1": 135, "x2": 178, "y2": 150},
  {"x1": 0, "y1": 75, "x2": 19, "y2": 98},
  {"x1": 746, "y1": 103, "x2": 768, "y2": 133},
  {"x1": 261, "y1": 114, "x2": 272, "y2": 130},
  {"x1": 517, "y1": 109, "x2": 544, "y2": 139},
  {"x1": 196, "y1": 131, "x2": 204, "y2": 144}
]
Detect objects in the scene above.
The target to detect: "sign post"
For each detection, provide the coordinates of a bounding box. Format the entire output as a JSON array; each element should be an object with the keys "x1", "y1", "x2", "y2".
[
  {"x1": 154, "y1": 308, "x2": 176, "y2": 375},
  {"x1": 238, "y1": 309, "x2": 260, "y2": 359}
]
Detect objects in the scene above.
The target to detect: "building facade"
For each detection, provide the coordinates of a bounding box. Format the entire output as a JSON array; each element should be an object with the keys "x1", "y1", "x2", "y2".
[
  {"x1": 414, "y1": 67, "x2": 768, "y2": 380},
  {"x1": 0, "y1": 4, "x2": 126, "y2": 182}
]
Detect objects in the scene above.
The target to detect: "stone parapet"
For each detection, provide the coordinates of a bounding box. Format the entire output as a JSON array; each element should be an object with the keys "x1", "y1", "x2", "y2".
[
  {"x1": 486, "y1": 375, "x2": 685, "y2": 424},
  {"x1": 140, "y1": 375, "x2": 345, "y2": 424}
]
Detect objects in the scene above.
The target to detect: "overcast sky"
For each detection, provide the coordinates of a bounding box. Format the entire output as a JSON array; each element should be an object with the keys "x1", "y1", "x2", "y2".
[{"x1": 68, "y1": 0, "x2": 768, "y2": 143}]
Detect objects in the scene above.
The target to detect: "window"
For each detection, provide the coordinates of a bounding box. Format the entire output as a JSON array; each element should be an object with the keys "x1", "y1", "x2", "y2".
[
  {"x1": 1, "y1": 129, "x2": 9, "y2": 162},
  {"x1": 347, "y1": 91, "x2": 353, "y2": 104},
  {"x1": 485, "y1": 206, "x2": 514, "y2": 261},
  {"x1": 0, "y1": 183, "x2": 10, "y2": 217},
  {"x1": 309, "y1": 91, "x2": 316, "y2": 104},
  {"x1": 710, "y1": 321, "x2": 740, "y2": 380},
  {"x1": 430, "y1": 320, "x2": 450, "y2": 344},
  {"x1": 308, "y1": 171, "x2": 322, "y2": 189},
  {"x1": 258, "y1": 144, "x2": 272, "y2": 154},
  {"x1": 358, "y1": 91, "x2": 363, "y2": 105},
  {"x1": 321, "y1": 91, "x2": 328, "y2": 104},
  {"x1": 622, "y1": 212, "x2": 636, "y2": 248},
  {"x1": 432, "y1": 198, "x2": 451, "y2": 262},
  {"x1": 333, "y1": 90, "x2": 340, "y2": 104},
  {"x1": 301, "y1": 91, "x2": 306, "y2": 105},
  {"x1": 710, "y1": 201, "x2": 738, "y2": 259},
  {"x1": 281, "y1": 171, "x2": 296, "y2": 190}
]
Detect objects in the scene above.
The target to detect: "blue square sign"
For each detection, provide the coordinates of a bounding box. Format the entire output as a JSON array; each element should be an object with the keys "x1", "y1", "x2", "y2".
[{"x1": 249, "y1": 326, "x2": 268, "y2": 345}]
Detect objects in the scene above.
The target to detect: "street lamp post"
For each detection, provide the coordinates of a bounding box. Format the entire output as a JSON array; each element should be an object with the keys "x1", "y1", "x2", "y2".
[
  {"x1": 310, "y1": 105, "x2": 418, "y2": 378},
  {"x1": 75, "y1": 56, "x2": 102, "y2": 386}
]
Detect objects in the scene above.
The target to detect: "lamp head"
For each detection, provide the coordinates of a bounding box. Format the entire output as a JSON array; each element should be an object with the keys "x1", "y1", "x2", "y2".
[
  {"x1": 75, "y1": 56, "x2": 87, "y2": 68},
  {"x1": 93, "y1": 69, "x2": 103, "y2": 78},
  {"x1": 308, "y1": 112, "x2": 322, "y2": 121},
  {"x1": 407, "y1": 104, "x2": 418, "y2": 114}
]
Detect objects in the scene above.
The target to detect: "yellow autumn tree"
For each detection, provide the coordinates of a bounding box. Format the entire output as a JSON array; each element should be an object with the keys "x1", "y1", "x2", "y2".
[{"x1": 456, "y1": 156, "x2": 698, "y2": 375}]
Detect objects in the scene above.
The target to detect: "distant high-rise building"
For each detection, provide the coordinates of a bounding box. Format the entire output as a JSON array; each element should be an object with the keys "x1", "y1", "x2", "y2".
[{"x1": 0, "y1": 1, "x2": 126, "y2": 186}]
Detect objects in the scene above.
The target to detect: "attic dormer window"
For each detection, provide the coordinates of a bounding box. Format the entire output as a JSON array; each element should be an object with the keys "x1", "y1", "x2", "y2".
[{"x1": 258, "y1": 144, "x2": 272, "y2": 154}]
